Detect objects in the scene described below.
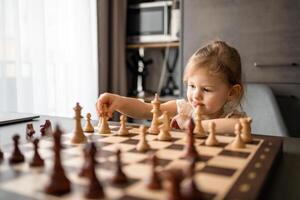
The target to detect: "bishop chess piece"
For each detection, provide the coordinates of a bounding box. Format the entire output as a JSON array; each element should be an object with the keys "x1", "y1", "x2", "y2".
[
  {"x1": 146, "y1": 153, "x2": 162, "y2": 190},
  {"x1": 148, "y1": 94, "x2": 161, "y2": 135},
  {"x1": 205, "y1": 121, "x2": 219, "y2": 146},
  {"x1": 85, "y1": 142, "x2": 105, "y2": 199},
  {"x1": 118, "y1": 115, "x2": 129, "y2": 136},
  {"x1": 231, "y1": 123, "x2": 246, "y2": 149},
  {"x1": 98, "y1": 104, "x2": 111, "y2": 134},
  {"x1": 30, "y1": 138, "x2": 45, "y2": 167},
  {"x1": 83, "y1": 113, "x2": 95, "y2": 133},
  {"x1": 182, "y1": 119, "x2": 199, "y2": 161},
  {"x1": 71, "y1": 103, "x2": 87, "y2": 144},
  {"x1": 9, "y1": 134, "x2": 25, "y2": 165},
  {"x1": 182, "y1": 159, "x2": 203, "y2": 200},
  {"x1": 240, "y1": 117, "x2": 253, "y2": 143},
  {"x1": 193, "y1": 105, "x2": 206, "y2": 138},
  {"x1": 40, "y1": 120, "x2": 52, "y2": 136},
  {"x1": 136, "y1": 125, "x2": 151, "y2": 152},
  {"x1": 111, "y1": 149, "x2": 128, "y2": 184},
  {"x1": 44, "y1": 125, "x2": 71, "y2": 195},
  {"x1": 158, "y1": 111, "x2": 172, "y2": 141},
  {"x1": 26, "y1": 123, "x2": 35, "y2": 140}
]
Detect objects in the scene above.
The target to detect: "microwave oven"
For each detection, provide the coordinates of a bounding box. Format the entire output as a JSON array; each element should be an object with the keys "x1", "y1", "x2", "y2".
[{"x1": 127, "y1": 1, "x2": 180, "y2": 43}]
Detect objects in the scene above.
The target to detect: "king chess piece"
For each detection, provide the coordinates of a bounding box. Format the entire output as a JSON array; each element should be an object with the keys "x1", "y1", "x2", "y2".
[{"x1": 71, "y1": 103, "x2": 87, "y2": 144}]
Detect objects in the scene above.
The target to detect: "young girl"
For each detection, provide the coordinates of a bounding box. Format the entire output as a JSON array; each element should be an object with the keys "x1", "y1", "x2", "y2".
[{"x1": 96, "y1": 41, "x2": 246, "y2": 133}]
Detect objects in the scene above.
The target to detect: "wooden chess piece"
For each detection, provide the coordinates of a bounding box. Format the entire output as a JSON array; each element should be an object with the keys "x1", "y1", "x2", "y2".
[
  {"x1": 98, "y1": 104, "x2": 111, "y2": 134},
  {"x1": 85, "y1": 142, "x2": 105, "y2": 199},
  {"x1": 118, "y1": 115, "x2": 129, "y2": 136},
  {"x1": 240, "y1": 117, "x2": 253, "y2": 143},
  {"x1": 231, "y1": 123, "x2": 246, "y2": 149},
  {"x1": 148, "y1": 94, "x2": 161, "y2": 134},
  {"x1": 84, "y1": 113, "x2": 95, "y2": 133},
  {"x1": 0, "y1": 148, "x2": 4, "y2": 163},
  {"x1": 136, "y1": 125, "x2": 150, "y2": 152},
  {"x1": 146, "y1": 153, "x2": 162, "y2": 190},
  {"x1": 111, "y1": 149, "x2": 128, "y2": 184},
  {"x1": 193, "y1": 105, "x2": 206, "y2": 138},
  {"x1": 182, "y1": 119, "x2": 199, "y2": 161},
  {"x1": 158, "y1": 111, "x2": 172, "y2": 141},
  {"x1": 205, "y1": 121, "x2": 219, "y2": 146},
  {"x1": 26, "y1": 123, "x2": 35, "y2": 140},
  {"x1": 164, "y1": 169, "x2": 183, "y2": 200},
  {"x1": 78, "y1": 144, "x2": 90, "y2": 177},
  {"x1": 182, "y1": 158, "x2": 203, "y2": 200},
  {"x1": 44, "y1": 125, "x2": 71, "y2": 195},
  {"x1": 30, "y1": 138, "x2": 45, "y2": 167},
  {"x1": 40, "y1": 120, "x2": 52, "y2": 136},
  {"x1": 9, "y1": 134, "x2": 25, "y2": 164},
  {"x1": 71, "y1": 102, "x2": 87, "y2": 144}
]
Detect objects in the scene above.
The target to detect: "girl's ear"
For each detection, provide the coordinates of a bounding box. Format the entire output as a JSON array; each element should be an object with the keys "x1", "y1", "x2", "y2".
[{"x1": 228, "y1": 84, "x2": 241, "y2": 101}]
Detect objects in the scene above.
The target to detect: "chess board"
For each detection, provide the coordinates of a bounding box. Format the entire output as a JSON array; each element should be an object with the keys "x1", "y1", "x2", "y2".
[{"x1": 0, "y1": 122, "x2": 282, "y2": 200}]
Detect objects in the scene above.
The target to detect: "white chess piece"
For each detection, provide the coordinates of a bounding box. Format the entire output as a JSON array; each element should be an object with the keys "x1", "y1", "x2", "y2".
[
  {"x1": 83, "y1": 113, "x2": 94, "y2": 133},
  {"x1": 205, "y1": 121, "x2": 219, "y2": 146},
  {"x1": 240, "y1": 117, "x2": 252, "y2": 143},
  {"x1": 231, "y1": 123, "x2": 245, "y2": 149},
  {"x1": 98, "y1": 104, "x2": 111, "y2": 134},
  {"x1": 71, "y1": 103, "x2": 87, "y2": 144},
  {"x1": 118, "y1": 115, "x2": 129, "y2": 136},
  {"x1": 194, "y1": 105, "x2": 206, "y2": 138},
  {"x1": 158, "y1": 111, "x2": 172, "y2": 141},
  {"x1": 148, "y1": 94, "x2": 161, "y2": 134},
  {"x1": 137, "y1": 125, "x2": 150, "y2": 152}
]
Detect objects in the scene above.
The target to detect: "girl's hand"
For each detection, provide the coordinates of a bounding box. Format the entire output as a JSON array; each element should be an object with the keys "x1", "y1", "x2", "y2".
[
  {"x1": 170, "y1": 114, "x2": 192, "y2": 130},
  {"x1": 96, "y1": 93, "x2": 122, "y2": 118}
]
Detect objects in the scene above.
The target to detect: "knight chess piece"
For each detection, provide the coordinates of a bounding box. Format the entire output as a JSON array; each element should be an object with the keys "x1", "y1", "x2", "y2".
[
  {"x1": 40, "y1": 119, "x2": 53, "y2": 136},
  {"x1": 26, "y1": 123, "x2": 35, "y2": 140}
]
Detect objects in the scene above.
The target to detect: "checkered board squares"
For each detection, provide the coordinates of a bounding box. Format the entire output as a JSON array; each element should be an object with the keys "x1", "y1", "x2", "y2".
[{"x1": 0, "y1": 123, "x2": 282, "y2": 200}]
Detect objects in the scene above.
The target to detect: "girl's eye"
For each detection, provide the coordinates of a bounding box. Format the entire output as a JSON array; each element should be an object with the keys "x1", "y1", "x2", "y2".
[
  {"x1": 188, "y1": 84, "x2": 195, "y2": 89},
  {"x1": 203, "y1": 88, "x2": 211, "y2": 92}
]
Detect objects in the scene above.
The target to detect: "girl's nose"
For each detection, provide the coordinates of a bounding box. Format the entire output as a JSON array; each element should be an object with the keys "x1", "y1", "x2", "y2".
[{"x1": 193, "y1": 88, "x2": 203, "y2": 100}]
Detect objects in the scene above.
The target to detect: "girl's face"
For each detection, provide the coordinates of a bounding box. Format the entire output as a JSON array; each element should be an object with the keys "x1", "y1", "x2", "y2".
[{"x1": 186, "y1": 67, "x2": 233, "y2": 119}]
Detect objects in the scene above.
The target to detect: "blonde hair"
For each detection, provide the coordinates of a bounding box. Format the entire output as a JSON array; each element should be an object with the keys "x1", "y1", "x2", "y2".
[{"x1": 183, "y1": 40, "x2": 244, "y2": 104}]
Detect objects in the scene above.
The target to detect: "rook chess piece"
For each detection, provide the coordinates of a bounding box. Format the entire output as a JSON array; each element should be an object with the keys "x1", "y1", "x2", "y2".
[
  {"x1": 148, "y1": 94, "x2": 161, "y2": 134},
  {"x1": 85, "y1": 142, "x2": 105, "y2": 199},
  {"x1": 111, "y1": 149, "x2": 128, "y2": 184},
  {"x1": 9, "y1": 134, "x2": 25, "y2": 164},
  {"x1": 71, "y1": 103, "x2": 87, "y2": 144},
  {"x1": 146, "y1": 153, "x2": 162, "y2": 190},
  {"x1": 136, "y1": 125, "x2": 151, "y2": 152},
  {"x1": 158, "y1": 111, "x2": 172, "y2": 141},
  {"x1": 182, "y1": 119, "x2": 199, "y2": 161},
  {"x1": 40, "y1": 120, "x2": 53, "y2": 136},
  {"x1": 118, "y1": 115, "x2": 129, "y2": 136},
  {"x1": 193, "y1": 105, "x2": 206, "y2": 138},
  {"x1": 44, "y1": 125, "x2": 71, "y2": 195},
  {"x1": 84, "y1": 113, "x2": 95, "y2": 133},
  {"x1": 98, "y1": 104, "x2": 111, "y2": 134},
  {"x1": 30, "y1": 138, "x2": 45, "y2": 167},
  {"x1": 205, "y1": 122, "x2": 219, "y2": 146},
  {"x1": 240, "y1": 117, "x2": 253, "y2": 143},
  {"x1": 26, "y1": 123, "x2": 35, "y2": 140},
  {"x1": 231, "y1": 123, "x2": 246, "y2": 149}
]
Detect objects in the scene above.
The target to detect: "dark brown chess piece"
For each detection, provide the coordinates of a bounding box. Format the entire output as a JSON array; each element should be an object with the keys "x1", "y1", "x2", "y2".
[
  {"x1": 111, "y1": 149, "x2": 128, "y2": 184},
  {"x1": 164, "y1": 169, "x2": 184, "y2": 200},
  {"x1": 182, "y1": 119, "x2": 199, "y2": 161},
  {"x1": 85, "y1": 142, "x2": 105, "y2": 199},
  {"x1": 0, "y1": 148, "x2": 3, "y2": 163},
  {"x1": 146, "y1": 153, "x2": 162, "y2": 190},
  {"x1": 78, "y1": 143, "x2": 89, "y2": 177},
  {"x1": 40, "y1": 120, "x2": 53, "y2": 136},
  {"x1": 29, "y1": 138, "x2": 45, "y2": 167},
  {"x1": 182, "y1": 158, "x2": 203, "y2": 200},
  {"x1": 26, "y1": 123, "x2": 35, "y2": 140},
  {"x1": 9, "y1": 134, "x2": 25, "y2": 164},
  {"x1": 44, "y1": 125, "x2": 71, "y2": 195}
]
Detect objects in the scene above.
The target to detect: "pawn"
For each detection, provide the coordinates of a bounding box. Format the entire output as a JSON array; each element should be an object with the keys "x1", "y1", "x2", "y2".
[
  {"x1": 111, "y1": 149, "x2": 128, "y2": 184},
  {"x1": 193, "y1": 105, "x2": 206, "y2": 138},
  {"x1": 9, "y1": 134, "x2": 25, "y2": 164},
  {"x1": 84, "y1": 113, "x2": 95, "y2": 133},
  {"x1": 30, "y1": 138, "x2": 45, "y2": 167},
  {"x1": 164, "y1": 169, "x2": 183, "y2": 200},
  {"x1": 205, "y1": 122, "x2": 219, "y2": 146},
  {"x1": 0, "y1": 148, "x2": 3, "y2": 163},
  {"x1": 26, "y1": 123, "x2": 35, "y2": 140},
  {"x1": 158, "y1": 111, "x2": 172, "y2": 141},
  {"x1": 85, "y1": 142, "x2": 105, "y2": 199},
  {"x1": 118, "y1": 115, "x2": 129, "y2": 136},
  {"x1": 240, "y1": 117, "x2": 253, "y2": 143},
  {"x1": 146, "y1": 154, "x2": 162, "y2": 190},
  {"x1": 98, "y1": 104, "x2": 111, "y2": 134},
  {"x1": 78, "y1": 144, "x2": 89, "y2": 177},
  {"x1": 136, "y1": 125, "x2": 151, "y2": 152},
  {"x1": 231, "y1": 123, "x2": 246, "y2": 149},
  {"x1": 182, "y1": 119, "x2": 199, "y2": 161}
]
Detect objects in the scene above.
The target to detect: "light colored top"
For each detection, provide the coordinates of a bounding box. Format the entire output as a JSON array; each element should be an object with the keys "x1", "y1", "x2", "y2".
[{"x1": 176, "y1": 99, "x2": 246, "y2": 119}]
